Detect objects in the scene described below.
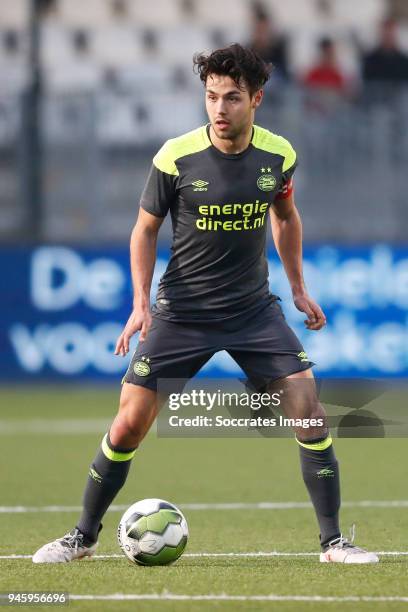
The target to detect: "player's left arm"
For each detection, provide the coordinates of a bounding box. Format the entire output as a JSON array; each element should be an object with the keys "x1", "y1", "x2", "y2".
[{"x1": 269, "y1": 193, "x2": 326, "y2": 330}]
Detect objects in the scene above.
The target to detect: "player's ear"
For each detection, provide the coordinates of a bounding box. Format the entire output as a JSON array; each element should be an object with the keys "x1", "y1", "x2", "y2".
[{"x1": 252, "y1": 89, "x2": 263, "y2": 108}]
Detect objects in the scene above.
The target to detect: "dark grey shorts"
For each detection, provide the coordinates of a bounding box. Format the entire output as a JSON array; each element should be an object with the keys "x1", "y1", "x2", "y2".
[{"x1": 122, "y1": 300, "x2": 313, "y2": 392}]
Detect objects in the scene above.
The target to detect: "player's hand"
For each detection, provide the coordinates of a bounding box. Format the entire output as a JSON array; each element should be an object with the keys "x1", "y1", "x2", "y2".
[
  {"x1": 114, "y1": 307, "x2": 152, "y2": 356},
  {"x1": 293, "y1": 293, "x2": 326, "y2": 330}
]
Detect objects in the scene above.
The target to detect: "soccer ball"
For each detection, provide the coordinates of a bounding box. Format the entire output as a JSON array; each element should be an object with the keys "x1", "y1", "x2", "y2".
[{"x1": 117, "y1": 498, "x2": 188, "y2": 566}]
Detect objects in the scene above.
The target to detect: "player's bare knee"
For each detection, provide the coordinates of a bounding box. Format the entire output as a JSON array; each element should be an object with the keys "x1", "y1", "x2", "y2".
[
  {"x1": 295, "y1": 401, "x2": 329, "y2": 441},
  {"x1": 123, "y1": 412, "x2": 147, "y2": 443},
  {"x1": 109, "y1": 413, "x2": 140, "y2": 448},
  {"x1": 308, "y1": 400, "x2": 327, "y2": 422}
]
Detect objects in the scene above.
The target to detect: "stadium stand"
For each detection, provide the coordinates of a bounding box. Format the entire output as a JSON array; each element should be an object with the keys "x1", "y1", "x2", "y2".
[{"x1": 2, "y1": 0, "x2": 408, "y2": 243}]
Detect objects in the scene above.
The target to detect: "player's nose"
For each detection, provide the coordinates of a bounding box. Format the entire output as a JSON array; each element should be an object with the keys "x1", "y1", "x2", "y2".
[{"x1": 215, "y1": 99, "x2": 227, "y2": 114}]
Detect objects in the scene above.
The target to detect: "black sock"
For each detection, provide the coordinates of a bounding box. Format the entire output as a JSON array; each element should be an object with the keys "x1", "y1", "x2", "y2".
[
  {"x1": 77, "y1": 432, "x2": 137, "y2": 543},
  {"x1": 297, "y1": 435, "x2": 341, "y2": 550}
]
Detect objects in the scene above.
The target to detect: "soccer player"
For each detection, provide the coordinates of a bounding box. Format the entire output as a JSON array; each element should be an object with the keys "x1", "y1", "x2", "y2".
[{"x1": 33, "y1": 44, "x2": 378, "y2": 564}]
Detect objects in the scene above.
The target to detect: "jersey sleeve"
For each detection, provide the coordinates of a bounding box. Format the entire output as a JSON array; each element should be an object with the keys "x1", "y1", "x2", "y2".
[
  {"x1": 275, "y1": 140, "x2": 297, "y2": 201},
  {"x1": 281, "y1": 139, "x2": 297, "y2": 182},
  {"x1": 139, "y1": 141, "x2": 178, "y2": 217}
]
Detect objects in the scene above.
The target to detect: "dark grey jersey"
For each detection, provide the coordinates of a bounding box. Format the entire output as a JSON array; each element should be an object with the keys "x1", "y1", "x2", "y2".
[{"x1": 140, "y1": 124, "x2": 297, "y2": 322}]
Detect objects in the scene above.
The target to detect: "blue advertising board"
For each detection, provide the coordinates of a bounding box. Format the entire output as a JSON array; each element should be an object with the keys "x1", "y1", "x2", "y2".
[{"x1": 0, "y1": 244, "x2": 407, "y2": 381}]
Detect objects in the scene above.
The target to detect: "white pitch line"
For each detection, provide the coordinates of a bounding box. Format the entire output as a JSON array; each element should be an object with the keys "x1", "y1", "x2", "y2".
[
  {"x1": 68, "y1": 594, "x2": 408, "y2": 603},
  {"x1": 1, "y1": 551, "x2": 408, "y2": 560},
  {"x1": 2, "y1": 592, "x2": 408, "y2": 603},
  {"x1": 1, "y1": 500, "x2": 408, "y2": 513}
]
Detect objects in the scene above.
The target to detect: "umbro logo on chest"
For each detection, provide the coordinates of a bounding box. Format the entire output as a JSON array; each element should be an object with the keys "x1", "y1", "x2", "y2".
[{"x1": 191, "y1": 179, "x2": 209, "y2": 192}]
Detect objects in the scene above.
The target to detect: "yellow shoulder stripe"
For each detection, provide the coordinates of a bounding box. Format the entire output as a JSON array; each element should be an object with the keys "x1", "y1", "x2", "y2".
[
  {"x1": 153, "y1": 126, "x2": 211, "y2": 176},
  {"x1": 252, "y1": 125, "x2": 297, "y2": 172}
]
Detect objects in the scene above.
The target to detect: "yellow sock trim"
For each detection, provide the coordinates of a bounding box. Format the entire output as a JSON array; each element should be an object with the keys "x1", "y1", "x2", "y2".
[
  {"x1": 296, "y1": 435, "x2": 332, "y2": 451},
  {"x1": 101, "y1": 434, "x2": 136, "y2": 462}
]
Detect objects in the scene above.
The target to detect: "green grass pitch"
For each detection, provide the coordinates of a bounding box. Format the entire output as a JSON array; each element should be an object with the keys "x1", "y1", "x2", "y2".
[{"x1": 0, "y1": 387, "x2": 407, "y2": 612}]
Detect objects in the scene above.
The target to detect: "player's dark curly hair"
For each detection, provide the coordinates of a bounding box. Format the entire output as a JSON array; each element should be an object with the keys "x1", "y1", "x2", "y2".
[{"x1": 193, "y1": 43, "x2": 272, "y2": 96}]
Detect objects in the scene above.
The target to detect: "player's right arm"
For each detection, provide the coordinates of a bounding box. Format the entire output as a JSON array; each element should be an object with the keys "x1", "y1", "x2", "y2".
[
  {"x1": 115, "y1": 209, "x2": 164, "y2": 356},
  {"x1": 115, "y1": 141, "x2": 177, "y2": 356}
]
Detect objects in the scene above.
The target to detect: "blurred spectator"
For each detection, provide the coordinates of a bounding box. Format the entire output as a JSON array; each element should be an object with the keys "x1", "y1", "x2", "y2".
[
  {"x1": 304, "y1": 37, "x2": 347, "y2": 93},
  {"x1": 37, "y1": 0, "x2": 57, "y2": 16},
  {"x1": 72, "y1": 30, "x2": 90, "y2": 56},
  {"x1": 180, "y1": 0, "x2": 196, "y2": 18},
  {"x1": 3, "y1": 30, "x2": 20, "y2": 55},
  {"x1": 387, "y1": 0, "x2": 408, "y2": 23},
  {"x1": 248, "y1": 2, "x2": 289, "y2": 81},
  {"x1": 315, "y1": 0, "x2": 334, "y2": 17},
  {"x1": 302, "y1": 37, "x2": 351, "y2": 116},
  {"x1": 111, "y1": 0, "x2": 129, "y2": 18},
  {"x1": 362, "y1": 18, "x2": 408, "y2": 83}
]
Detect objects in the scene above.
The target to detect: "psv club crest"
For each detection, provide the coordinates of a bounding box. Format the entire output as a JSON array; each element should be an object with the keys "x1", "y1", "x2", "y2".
[
  {"x1": 257, "y1": 167, "x2": 277, "y2": 192},
  {"x1": 133, "y1": 356, "x2": 151, "y2": 376}
]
